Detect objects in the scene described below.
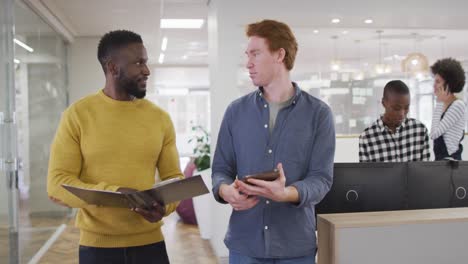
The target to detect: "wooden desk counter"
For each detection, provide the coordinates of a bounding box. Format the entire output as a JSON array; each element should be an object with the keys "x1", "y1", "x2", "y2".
[{"x1": 318, "y1": 208, "x2": 468, "y2": 264}]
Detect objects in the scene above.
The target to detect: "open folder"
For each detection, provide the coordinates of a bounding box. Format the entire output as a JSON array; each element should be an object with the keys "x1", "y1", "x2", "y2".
[{"x1": 62, "y1": 175, "x2": 209, "y2": 209}]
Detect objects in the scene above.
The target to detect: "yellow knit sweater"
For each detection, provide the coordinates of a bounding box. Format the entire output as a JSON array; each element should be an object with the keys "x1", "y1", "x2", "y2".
[{"x1": 47, "y1": 90, "x2": 183, "y2": 247}]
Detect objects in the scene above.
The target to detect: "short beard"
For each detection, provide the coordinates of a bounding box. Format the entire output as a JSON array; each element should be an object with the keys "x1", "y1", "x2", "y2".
[
  {"x1": 127, "y1": 85, "x2": 146, "y2": 99},
  {"x1": 118, "y1": 74, "x2": 146, "y2": 99}
]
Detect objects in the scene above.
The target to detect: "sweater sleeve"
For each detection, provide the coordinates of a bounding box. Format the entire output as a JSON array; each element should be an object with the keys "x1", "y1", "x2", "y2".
[
  {"x1": 47, "y1": 108, "x2": 121, "y2": 208},
  {"x1": 156, "y1": 113, "x2": 184, "y2": 216}
]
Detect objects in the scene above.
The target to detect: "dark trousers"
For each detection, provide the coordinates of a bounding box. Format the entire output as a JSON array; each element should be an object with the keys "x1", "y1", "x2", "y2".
[
  {"x1": 79, "y1": 241, "x2": 170, "y2": 264},
  {"x1": 434, "y1": 136, "x2": 463, "y2": 160}
]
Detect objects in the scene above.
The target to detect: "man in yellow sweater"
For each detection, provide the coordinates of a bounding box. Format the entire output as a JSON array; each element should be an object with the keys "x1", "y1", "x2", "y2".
[{"x1": 47, "y1": 30, "x2": 183, "y2": 264}]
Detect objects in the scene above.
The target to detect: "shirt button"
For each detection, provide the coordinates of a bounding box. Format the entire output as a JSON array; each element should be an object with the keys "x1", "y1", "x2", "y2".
[
  {"x1": 264, "y1": 226, "x2": 268, "y2": 230},
  {"x1": 266, "y1": 200, "x2": 270, "y2": 204},
  {"x1": 268, "y1": 149, "x2": 272, "y2": 154},
  {"x1": 264, "y1": 104, "x2": 268, "y2": 108},
  {"x1": 264, "y1": 124, "x2": 268, "y2": 128}
]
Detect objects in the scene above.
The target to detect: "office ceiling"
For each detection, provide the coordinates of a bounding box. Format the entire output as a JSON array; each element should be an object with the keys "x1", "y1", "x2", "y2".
[
  {"x1": 43, "y1": 0, "x2": 208, "y2": 66},
  {"x1": 24, "y1": 0, "x2": 468, "y2": 86}
]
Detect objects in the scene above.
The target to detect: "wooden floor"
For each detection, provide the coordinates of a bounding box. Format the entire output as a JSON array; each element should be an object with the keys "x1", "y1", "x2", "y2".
[
  {"x1": 39, "y1": 213, "x2": 218, "y2": 263},
  {"x1": 1, "y1": 194, "x2": 220, "y2": 263},
  {"x1": 0, "y1": 204, "x2": 71, "y2": 263}
]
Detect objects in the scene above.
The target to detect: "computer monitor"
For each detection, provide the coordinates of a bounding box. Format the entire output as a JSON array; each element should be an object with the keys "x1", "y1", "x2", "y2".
[
  {"x1": 316, "y1": 162, "x2": 407, "y2": 214},
  {"x1": 407, "y1": 161, "x2": 453, "y2": 210},
  {"x1": 446, "y1": 161, "x2": 468, "y2": 208}
]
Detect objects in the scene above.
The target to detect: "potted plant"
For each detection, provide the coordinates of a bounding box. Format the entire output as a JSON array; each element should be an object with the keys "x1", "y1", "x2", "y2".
[
  {"x1": 188, "y1": 125, "x2": 210, "y2": 171},
  {"x1": 177, "y1": 125, "x2": 210, "y2": 225}
]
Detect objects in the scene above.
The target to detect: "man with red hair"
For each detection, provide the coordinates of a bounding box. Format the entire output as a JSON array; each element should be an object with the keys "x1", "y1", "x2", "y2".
[{"x1": 212, "y1": 19, "x2": 335, "y2": 263}]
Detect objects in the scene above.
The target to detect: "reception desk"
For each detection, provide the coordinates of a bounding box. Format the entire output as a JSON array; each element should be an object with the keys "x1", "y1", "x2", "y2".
[{"x1": 317, "y1": 208, "x2": 468, "y2": 264}]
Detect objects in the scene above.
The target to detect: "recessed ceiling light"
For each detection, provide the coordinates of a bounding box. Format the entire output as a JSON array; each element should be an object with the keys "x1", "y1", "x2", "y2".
[
  {"x1": 342, "y1": 30, "x2": 348, "y2": 35},
  {"x1": 14, "y1": 58, "x2": 20, "y2": 64},
  {"x1": 161, "y1": 37, "x2": 168, "y2": 51},
  {"x1": 364, "y1": 19, "x2": 373, "y2": 24},
  {"x1": 160, "y1": 19, "x2": 204, "y2": 29},
  {"x1": 331, "y1": 18, "x2": 341, "y2": 24},
  {"x1": 182, "y1": 55, "x2": 188, "y2": 60},
  {"x1": 14, "y1": 38, "x2": 34, "y2": 52},
  {"x1": 313, "y1": 30, "x2": 319, "y2": 34},
  {"x1": 158, "y1": 53, "x2": 165, "y2": 64},
  {"x1": 331, "y1": 64, "x2": 340, "y2": 71}
]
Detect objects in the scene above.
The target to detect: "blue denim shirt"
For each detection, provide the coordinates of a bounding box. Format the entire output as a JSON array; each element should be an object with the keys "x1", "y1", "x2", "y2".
[{"x1": 212, "y1": 83, "x2": 335, "y2": 258}]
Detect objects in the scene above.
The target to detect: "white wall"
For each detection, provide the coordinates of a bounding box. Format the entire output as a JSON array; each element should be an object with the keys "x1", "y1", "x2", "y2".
[
  {"x1": 335, "y1": 137, "x2": 360, "y2": 162},
  {"x1": 68, "y1": 37, "x2": 104, "y2": 103}
]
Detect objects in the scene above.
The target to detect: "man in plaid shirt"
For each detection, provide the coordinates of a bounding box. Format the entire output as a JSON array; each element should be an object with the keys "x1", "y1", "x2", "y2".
[{"x1": 359, "y1": 80, "x2": 431, "y2": 162}]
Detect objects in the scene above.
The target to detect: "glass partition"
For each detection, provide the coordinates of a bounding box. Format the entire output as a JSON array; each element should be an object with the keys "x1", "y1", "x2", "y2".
[
  {"x1": 237, "y1": 28, "x2": 468, "y2": 135},
  {"x1": 1, "y1": 0, "x2": 70, "y2": 262},
  {"x1": 1, "y1": 0, "x2": 19, "y2": 261}
]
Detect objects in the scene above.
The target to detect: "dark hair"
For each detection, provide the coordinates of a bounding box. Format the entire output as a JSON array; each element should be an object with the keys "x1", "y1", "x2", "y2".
[
  {"x1": 97, "y1": 30, "x2": 143, "y2": 73},
  {"x1": 383, "y1": 80, "x2": 410, "y2": 99},
  {"x1": 430, "y1": 58, "x2": 466, "y2": 93},
  {"x1": 246, "y1": 19, "x2": 298, "y2": 70}
]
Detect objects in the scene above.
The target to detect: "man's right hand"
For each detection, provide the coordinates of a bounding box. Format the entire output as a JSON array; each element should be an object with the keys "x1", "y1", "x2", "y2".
[
  {"x1": 117, "y1": 187, "x2": 165, "y2": 223},
  {"x1": 219, "y1": 181, "x2": 259, "y2": 211}
]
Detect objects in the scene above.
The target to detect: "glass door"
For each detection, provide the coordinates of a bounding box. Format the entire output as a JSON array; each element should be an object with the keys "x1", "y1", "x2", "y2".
[{"x1": 1, "y1": 0, "x2": 20, "y2": 262}]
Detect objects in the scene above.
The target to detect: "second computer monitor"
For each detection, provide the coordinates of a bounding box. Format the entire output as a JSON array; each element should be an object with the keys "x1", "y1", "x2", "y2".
[
  {"x1": 451, "y1": 161, "x2": 468, "y2": 208},
  {"x1": 407, "y1": 160, "x2": 468, "y2": 210}
]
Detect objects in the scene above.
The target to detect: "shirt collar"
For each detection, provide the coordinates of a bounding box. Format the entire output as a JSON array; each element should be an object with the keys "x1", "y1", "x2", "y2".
[
  {"x1": 256, "y1": 82, "x2": 302, "y2": 105},
  {"x1": 377, "y1": 115, "x2": 407, "y2": 133}
]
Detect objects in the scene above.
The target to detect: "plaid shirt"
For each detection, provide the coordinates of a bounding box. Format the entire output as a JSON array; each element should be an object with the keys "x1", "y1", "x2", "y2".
[{"x1": 359, "y1": 117, "x2": 430, "y2": 162}]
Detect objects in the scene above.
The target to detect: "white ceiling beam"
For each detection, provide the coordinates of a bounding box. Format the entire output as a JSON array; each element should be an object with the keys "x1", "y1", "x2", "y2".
[{"x1": 22, "y1": 0, "x2": 77, "y2": 43}]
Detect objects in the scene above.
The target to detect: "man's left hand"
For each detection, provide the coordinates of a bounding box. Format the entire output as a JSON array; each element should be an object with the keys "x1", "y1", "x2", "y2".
[
  {"x1": 133, "y1": 202, "x2": 166, "y2": 223},
  {"x1": 117, "y1": 187, "x2": 166, "y2": 223},
  {"x1": 237, "y1": 163, "x2": 298, "y2": 203}
]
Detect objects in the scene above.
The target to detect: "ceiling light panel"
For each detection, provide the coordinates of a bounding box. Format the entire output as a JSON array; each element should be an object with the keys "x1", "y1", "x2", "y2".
[{"x1": 160, "y1": 19, "x2": 204, "y2": 29}]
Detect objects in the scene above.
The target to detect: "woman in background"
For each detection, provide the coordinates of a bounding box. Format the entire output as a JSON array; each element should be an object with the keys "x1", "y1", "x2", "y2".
[{"x1": 430, "y1": 58, "x2": 467, "y2": 160}]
